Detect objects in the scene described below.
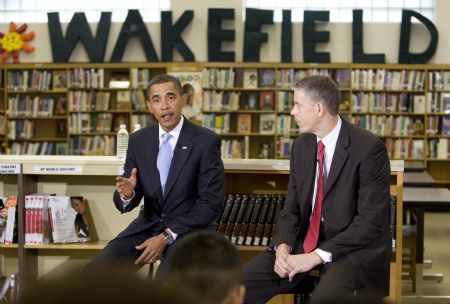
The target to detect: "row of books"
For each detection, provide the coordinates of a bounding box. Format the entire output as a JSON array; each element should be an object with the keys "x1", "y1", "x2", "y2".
[
  {"x1": 428, "y1": 138, "x2": 450, "y2": 159},
  {"x1": 7, "y1": 70, "x2": 53, "y2": 91},
  {"x1": 69, "y1": 113, "x2": 115, "y2": 133},
  {"x1": 385, "y1": 138, "x2": 425, "y2": 159},
  {"x1": 0, "y1": 196, "x2": 17, "y2": 244},
  {"x1": 221, "y1": 138, "x2": 249, "y2": 159},
  {"x1": 130, "y1": 68, "x2": 152, "y2": 89},
  {"x1": 427, "y1": 92, "x2": 450, "y2": 113},
  {"x1": 277, "y1": 68, "x2": 348, "y2": 89},
  {"x1": 9, "y1": 142, "x2": 68, "y2": 155},
  {"x1": 69, "y1": 135, "x2": 115, "y2": 156},
  {"x1": 202, "y1": 91, "x2": 240, "y2": 111},
  {"x1": 202, "y1": 68, "x2": 276, "y2": 89},
  {"x1": 24, "y1": 195, "x2": 90, "y2": 244},
  {"x1": 68, "y1": 90, "x2": 111, "y2": 112},
  {"x1": 67, "y1": 68, "x2": 105, "y2": 89},
  {"x1": 276, "y1": 136, "x2": 294, "y2": 159},
  {"x1": 130, "y1": 114, "x2": 157, "y2": 129},
  {"x1": 426, "y1": 116, "x2": 450, "y2": 135},
  {"x1": 7, "y1": 96, "x2": 66, "y2": 118},
  {"x1": 351, "y1": 92, "x2": 426, "y2": 114},
  {"x1": 7, "y1": 120, "x2": 34, "y2": 140},
  {"x1": 130, "y1": 89, "x2": 147, "y2": 111},
  {"x1": 351, "y1": 115, "x2": 424, "y2": 136},
  {"x1": 217, "y1": 194, "x2": 285, "y2": 246},
  {"x1": 427, "y1": 71, "x2": 450, "y2": 90},
  {"x1": 351, "y1": 69, "x2": 425, "y2": 90},
  {"x1": 0, "y1": 115, "x2": 5, "y2": 135}
]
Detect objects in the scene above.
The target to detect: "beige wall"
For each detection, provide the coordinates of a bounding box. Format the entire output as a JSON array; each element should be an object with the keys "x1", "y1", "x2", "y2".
[{"x1": 0, "y1": 0, "x2": 449, "y2": 63}]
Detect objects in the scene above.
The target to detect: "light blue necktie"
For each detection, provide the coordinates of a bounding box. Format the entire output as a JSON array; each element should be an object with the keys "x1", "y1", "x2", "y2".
[{"x1": 157, "y1": 133, "x2": 173, "y2": 194}]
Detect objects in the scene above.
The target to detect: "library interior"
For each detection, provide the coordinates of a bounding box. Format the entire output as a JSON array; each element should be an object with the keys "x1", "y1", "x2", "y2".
[{"x1": 1, "y1": 1, "x2": 450, "y2": 303}]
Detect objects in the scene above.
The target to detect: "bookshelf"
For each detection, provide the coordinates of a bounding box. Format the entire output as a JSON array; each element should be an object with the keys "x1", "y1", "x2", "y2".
[
  {"x1": 0, "y1": 63, "x2": 448, "y2": 183},
  {"x1": 0, "y1": 156, "x2": 403, "y2": 304}
]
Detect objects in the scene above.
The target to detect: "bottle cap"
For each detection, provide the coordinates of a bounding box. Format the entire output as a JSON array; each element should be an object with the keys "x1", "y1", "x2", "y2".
[{"x1": 120, "y1": 124, "x2": 126, "y2": 129}]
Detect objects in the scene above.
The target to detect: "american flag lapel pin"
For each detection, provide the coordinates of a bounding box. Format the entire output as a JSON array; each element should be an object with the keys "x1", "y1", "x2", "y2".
[{"x1": 181, "y1": 146, "x2": 188, "y2": 150}]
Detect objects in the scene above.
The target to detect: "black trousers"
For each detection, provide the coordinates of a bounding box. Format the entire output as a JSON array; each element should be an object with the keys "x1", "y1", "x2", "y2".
[
  {"x1": 243, "y1": 250, "x2": 357, "y2": 304},
  {"x1": 87, "y1": 230, "x2": 172, "y2": 281}
]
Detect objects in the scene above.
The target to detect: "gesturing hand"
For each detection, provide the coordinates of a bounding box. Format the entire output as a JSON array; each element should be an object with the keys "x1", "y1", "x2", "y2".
[
  {"x1": 134, "y1": 234, "x2": 166, "y2": 265},
  {"x1": 116, "y1": 168, "x2": 137, "y2": 199}
]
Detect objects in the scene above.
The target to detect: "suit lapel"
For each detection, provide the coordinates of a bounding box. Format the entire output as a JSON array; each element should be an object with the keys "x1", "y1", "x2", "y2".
[
  {"x1": 323, "y1": 118, "x2": 350, "y2": 199},
  {"x1": 163, "y1": 120, "x2": 194, "y2": 199},
  {"x1": 142, "y1": 126, "x2": 162, "y2": 200},
  {"x1": 301, "y1": 136, "x2": 317, "y2": 221}
]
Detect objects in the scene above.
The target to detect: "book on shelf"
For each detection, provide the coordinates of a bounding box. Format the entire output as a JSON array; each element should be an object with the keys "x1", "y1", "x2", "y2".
[
  {"x1": 170, "y1": 71, "x2": 203, "y2": 122},
  {"x1": 261, "y1": 197, "x2": 277, "y2": 246},
  {"x1": 130, "y1": 90, "x2": 147, "y2": 111},
  {"x1": 217, "y1": 195, "x2": 234, "y2": 234},
  {"x1": 253, "y1": 195, "x2": 271, "y2": 246},
  {"x1": 230, "y1": 195, "x2": 249, "y2": 244},
  {"x1": 245, "y1": 195, "x2": 263, "y2": 246},
  {"x1": 243, "y1": 92, "x2": 259, "y2": 110},
  {"x1": 243, "y1": 69, "x2": 258, "y2": 89},
  {"x1": 25, "y1": 194, "x2": 52, "y2": 244},
  {"x1": 413, "y1": 95, "x2": 425, "y2": 114},
  {"x1": 335, "y1": 69, "x2": 351, "y2": 88},
  {"x1": 237, "y1": 114, "x2": 252, "y2": 134},
  {"x1": 442, "y1": 116, "x2": 450, "y2": 135},
  {"x1": 48, "y1": 196, "x2": 90, "y2": 243},
  {"x1": 236, "y1": 195, "x2": 255, "y2": 245},
  {"x1": 116, "y1": 91, "x2": 131, "y2": 110},
  {"x1": 54, "y1": 97, "x2": 67, "y2": 115},
  {"x1": 259, "y1": 114, "x2": 276, "y2": 134},
  {"x1": 108, "y1": 76, "x2": 130, "y2": 89},
  {"x1": 259, "y1": 69, "x2": 275, "y2": 87},
  {"x1": 0, "y1": 196, "x2": 17, "y2": 244},
  {"x1": 52, "y1": 70, "x2": 67, "y2": 91},
  {"x1": 224, "y1": 195, "x2": 242, "y2": 240},
  {"x1": 443, "y1": 71, "x2": 450, "y2": 90},
  {"x1": 443, "y1": 94, "x2": 450, "y2": 113},
  {"x1": 259, "y1": 91, "x2": 274, "y2": 110}
]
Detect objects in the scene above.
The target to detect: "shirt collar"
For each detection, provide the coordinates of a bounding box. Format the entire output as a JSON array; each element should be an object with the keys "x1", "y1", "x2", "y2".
[
  {"x1": 159, "y1": 115, "x2": 184, "y2": 140},
  {"x1": 317, "y1": 116, "x2": 342, "y2": 149}
]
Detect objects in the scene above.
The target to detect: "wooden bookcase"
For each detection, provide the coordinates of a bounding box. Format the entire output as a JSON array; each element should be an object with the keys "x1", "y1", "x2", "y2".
[
  {"x1": 0, "y1": 156, "x2": 403, "y2": 304},
  {"x1": 0, "y1": 63, "x2": 448, "y2": 182}
]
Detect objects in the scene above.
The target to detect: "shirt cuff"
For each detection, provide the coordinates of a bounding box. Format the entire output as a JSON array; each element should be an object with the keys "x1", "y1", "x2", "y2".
[
  {"x1": 166, "y1": 228, "x2": 178, "y2": 241},
  {"x1": 121, "y1": 191, "x2": 135, "y2": 208},
  {"x1": 314, "y1": 248, "x2": 332, "y2": 263},
  {"x1": 274, "y1": 244, "x2": 292, "y2": 253}
]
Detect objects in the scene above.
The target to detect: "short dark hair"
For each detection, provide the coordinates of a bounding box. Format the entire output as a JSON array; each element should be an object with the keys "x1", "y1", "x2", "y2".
[
  {"x1": 168, "y1": 231, "x2": 242, "y2": 303},
  {"x1": 147, "y1": 74, "x2": 183, "y2": 97},
  {"x1": 293, "y1": 75, "x2": 341, "y2": 116}
]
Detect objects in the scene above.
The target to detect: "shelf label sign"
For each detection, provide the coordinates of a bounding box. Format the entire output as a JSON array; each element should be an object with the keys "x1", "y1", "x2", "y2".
[
  {"x1": 33, "y1": 166, "x2": 82, "y2": 174},
  {"x1": 0, "y1": 164, "x2": 21, "y2": 174}
]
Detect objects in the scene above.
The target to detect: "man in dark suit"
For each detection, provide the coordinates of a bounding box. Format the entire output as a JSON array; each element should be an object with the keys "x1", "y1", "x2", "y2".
[
  {"x1": 243, "y1": 76, "x2": 391, "y2": 304},
  {"x1": 89, "y1": 74, "x2": 225, "y2": 276}
]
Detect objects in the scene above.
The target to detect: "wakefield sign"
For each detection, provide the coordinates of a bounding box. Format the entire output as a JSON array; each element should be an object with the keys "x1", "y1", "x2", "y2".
[{"x1": 47, "y1": 8, "x2": 438, "y2": 64}]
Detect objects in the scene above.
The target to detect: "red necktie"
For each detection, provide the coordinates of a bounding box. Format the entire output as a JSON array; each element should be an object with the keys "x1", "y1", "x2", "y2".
[{"x1": 303, "y1": 140, "x2": 325, "y2": 253}]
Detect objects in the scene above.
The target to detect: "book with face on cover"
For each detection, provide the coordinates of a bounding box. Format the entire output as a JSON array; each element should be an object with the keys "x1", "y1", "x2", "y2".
[{"x1": 48, "y1": 196, "x2": 90, "y2": 243}]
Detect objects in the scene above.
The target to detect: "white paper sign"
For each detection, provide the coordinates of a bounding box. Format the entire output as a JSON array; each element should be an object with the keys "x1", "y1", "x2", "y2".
[
  {"x1": 0, "y1": 164, "x2": 21, "y2": 174},
  {"x1": 33, "y1": 166, "x2": 82, "y2": 174}
]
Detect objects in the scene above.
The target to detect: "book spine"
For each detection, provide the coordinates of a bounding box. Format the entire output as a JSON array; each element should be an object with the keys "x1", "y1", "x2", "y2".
[
  {"x1": 224, "y1": 196, "x2": 242, "y2": 240},
  {"x1": 237, "y1": 196, "x2": 255, "y2": 245},
  {"x1": 231, "y1": 195, "x2": 248, "y2": 244},
  {"x1": 261, "y1": 199, "x2": 277, "y2": 246},
  {"x1": 253, "y1": 195, "x2": 271, "y2": 246},
  {"x1": 245, "y1": 195, "x2": 263, "y2": 246},
  {"x1": 217, "y1": 195, "x2": 234, "y2": 234}
]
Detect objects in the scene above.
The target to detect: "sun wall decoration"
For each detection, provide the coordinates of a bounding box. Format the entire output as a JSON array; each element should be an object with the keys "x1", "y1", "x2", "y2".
[{"x1": 0, "y1": 22, "x2": 35, "y2": 63}]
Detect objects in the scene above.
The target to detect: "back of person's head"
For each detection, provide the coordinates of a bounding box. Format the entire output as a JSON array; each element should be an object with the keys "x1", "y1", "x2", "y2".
[
  {"x1": 293, "y1": 75, "x2": 341, "y2": 116},
  {"x1": 147, "y1": 74, "x2": 183, "y2": 95},
  {"x1": 21, "y1": 266, "x2": 196, "y2": 304},
  {"x1": 168, "y1": 231, "x2": 245, "y2": 304}
]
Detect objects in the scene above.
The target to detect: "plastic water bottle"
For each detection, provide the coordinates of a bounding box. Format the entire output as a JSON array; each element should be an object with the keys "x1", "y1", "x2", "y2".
[
  {"x1": 116, "y1": 124, "x2": 129, "y2": 159},
  {"x1": 132, "y1": 123, "x2": 142, "y2": 133}
]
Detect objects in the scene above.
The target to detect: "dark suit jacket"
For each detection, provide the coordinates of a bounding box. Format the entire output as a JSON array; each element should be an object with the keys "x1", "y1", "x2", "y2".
[
  {"x1": 270, "y1": 118, "x2": 391, "y2": 295},
  {"x1": 112, "y1": 118, "x2": 225, "y2": 239}
]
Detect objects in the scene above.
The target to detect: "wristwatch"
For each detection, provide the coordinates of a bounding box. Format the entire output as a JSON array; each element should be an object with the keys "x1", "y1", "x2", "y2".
[{"x1": 162, "y1": 230, "x2": 174, "y2": 245}]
